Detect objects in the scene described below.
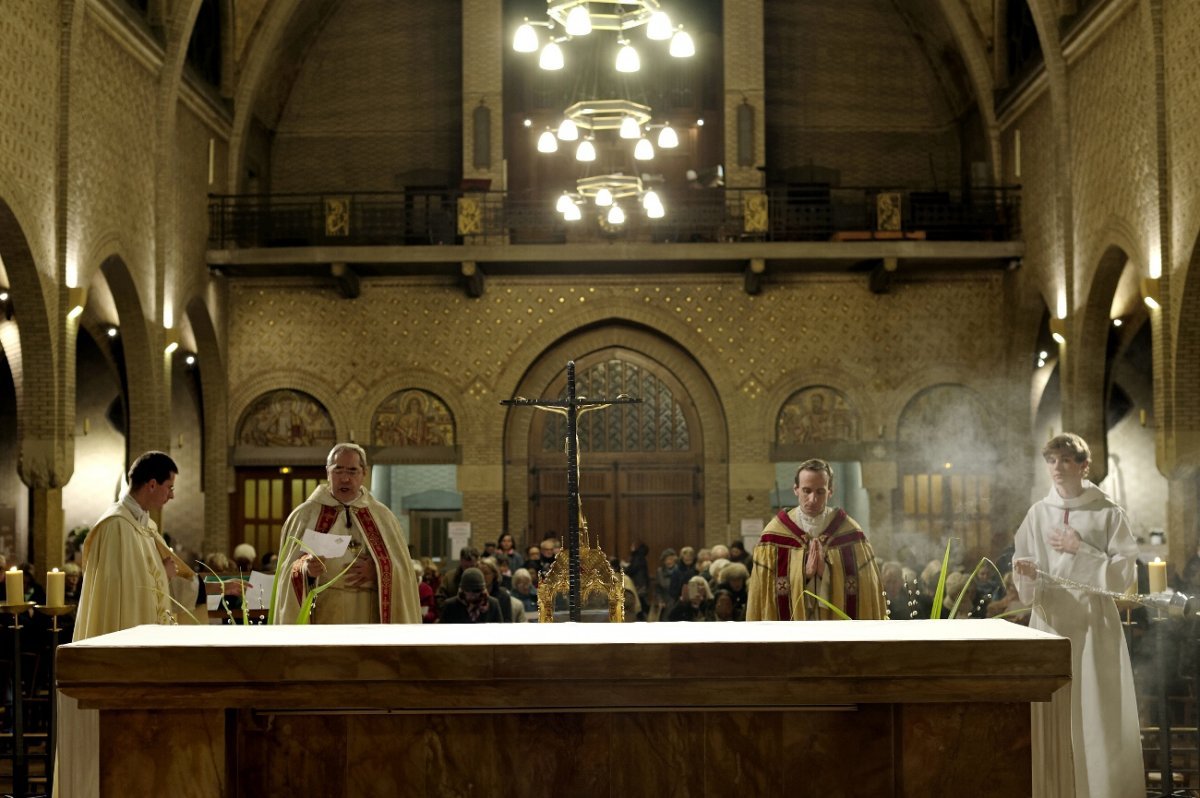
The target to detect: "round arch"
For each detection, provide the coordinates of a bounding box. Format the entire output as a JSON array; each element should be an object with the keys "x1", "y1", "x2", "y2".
[{"x1": 503, "y1": 321, "x2": 728, "y2": 553}]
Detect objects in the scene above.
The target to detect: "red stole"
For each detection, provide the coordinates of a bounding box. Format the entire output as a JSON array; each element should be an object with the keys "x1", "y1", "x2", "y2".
[
  {"x1": 291, "y1": 502, "x2": 395, "y2": 623},
  {"x1": 760, "y1": 508, "x2": 867, "y2": 620}
]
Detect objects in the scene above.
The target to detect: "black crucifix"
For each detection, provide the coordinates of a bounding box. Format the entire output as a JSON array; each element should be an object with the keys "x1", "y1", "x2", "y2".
[{"x1": 501, "y1": 360, "x2": 641, "y2": 622}]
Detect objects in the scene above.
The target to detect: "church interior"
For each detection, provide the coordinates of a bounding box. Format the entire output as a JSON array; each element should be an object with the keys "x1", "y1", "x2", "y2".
[{"x1": 2, "y1": 0, "x2": 1200, "y2": 792}]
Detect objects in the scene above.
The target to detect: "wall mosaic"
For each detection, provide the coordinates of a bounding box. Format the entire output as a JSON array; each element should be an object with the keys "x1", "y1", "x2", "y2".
[
  {"x1": 776, "y1": 386, "x2": 860, "y2": 445},
  {"x1": 372, "y1": 389, "x2": 455, "y2": 446},
  {"x1": 237, "y1": 389, "x2": 335, "y2": 447}
]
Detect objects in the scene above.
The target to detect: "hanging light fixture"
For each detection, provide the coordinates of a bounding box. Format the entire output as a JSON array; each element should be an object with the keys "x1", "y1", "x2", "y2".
[
  {"x1": 647, "y1": 10, "x2": 673, "y2": 40},
  {"x1": 643, "y1": 190, "x2": 665, "y2": 218},
  {"x1": 669, "y1": 27, "x2": 695, "y2": 57},
  {"x1": 538, "y1": 129, "x2": 559, "y2": 153},
  {"x1": 514, "y1": 0, "x2": 697, "y2": 224},
  {"x1": 565, "y1": 5, "x2": 593, "y2": 36},
  {"x1": 539, "y1": 41, "x2": 565, "y2": 70},
  {"x1": 513, "y1": 19, "x2": 539, "y2": 52},
  {"x1": 615, "y1": 39, "x2": 640, "y2": 73},
  {"x1": 557, "y1": 118, "x2": 580, "y2": 141}
]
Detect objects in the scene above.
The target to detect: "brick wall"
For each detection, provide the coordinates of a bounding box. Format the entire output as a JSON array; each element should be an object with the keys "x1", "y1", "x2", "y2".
[{"x1": 270, "y1": 0, "x2": 463, "y2": 192}]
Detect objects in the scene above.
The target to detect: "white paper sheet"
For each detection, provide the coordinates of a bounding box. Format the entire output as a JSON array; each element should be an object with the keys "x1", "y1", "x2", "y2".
[
  {"x1": 244, "y1": 570, "x2": 274, "y2": 609},
  {"x1": 302, "y1": 528, "x2": 351, "y2": 558}
]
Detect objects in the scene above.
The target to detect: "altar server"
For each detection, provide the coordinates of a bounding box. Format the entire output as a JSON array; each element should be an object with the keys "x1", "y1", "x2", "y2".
[
  {"x1": 273, "y1": 443, "x2": 420, "y2": 624},
  {"x1": 1013, "y1": 433, "x2": 1144, "y2": 798},
  {"x1": 747, "y1": 458, "x2": 884, "y2": 620}
]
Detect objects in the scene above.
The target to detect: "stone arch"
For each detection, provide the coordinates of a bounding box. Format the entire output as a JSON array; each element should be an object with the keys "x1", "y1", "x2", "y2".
[
  {"x1": 1073, "y1": 243, "x2": 1136, "y2": 480},
  {"x1": 0, "y1": 195, "x2": 55, "y2": 566},
  {"x1": 0, "y1": 197, "x2": 57, "y2": 485},
  {"x1": 1173, "y1": 228, "x2": 1200, "y2": 471},
  {"x1": 502, "y1": 321, "x2": 728, "y2": 548},
  {"x1": 896, "y1": 383, "x2": 999, "y2": 471},
  {"x1": 235, "y1": 388, "x2": 336, "y2": 449},
  {"x1": 228, "y1": 370, "x2": 350, "y2": 443},
  {"x1": 761, "y1": 364, "x2": 880, "y2": 445},
  {"x1": 895, "y1": 383, "x2": 1001, "y2": 559},
  {"x1": 371, "y1": 389, "x2": 456, "y2": 448},
  {"x1": 185, "y1": 294, "x2": 229, "y2": 551},
  {"x1": 356, "y1": 369, "x2": 470, "y2": 452},
  {"x1": 775, "y1": 386, "x2": 862, "y2": 446},
  {"x1": 93, "y1": 255, "x2": 161, "y2": 459}
]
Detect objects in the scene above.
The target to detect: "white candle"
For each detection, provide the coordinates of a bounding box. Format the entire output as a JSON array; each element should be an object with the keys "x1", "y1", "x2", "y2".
[
  {"x1": 5, "y1": 566, "x2": 23, "y2": 605},
  {"x1": 1149, "y1": 558, "x2": 1167, "y2": 594},
  {"x1": 46, "y1": 568, "x2": 65, "y2": 607}
]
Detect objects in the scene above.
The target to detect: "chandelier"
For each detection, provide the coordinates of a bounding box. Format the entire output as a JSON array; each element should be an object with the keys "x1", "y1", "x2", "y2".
[{"x1": 513, "y1": 0, "x2": 694, "y2": 226}]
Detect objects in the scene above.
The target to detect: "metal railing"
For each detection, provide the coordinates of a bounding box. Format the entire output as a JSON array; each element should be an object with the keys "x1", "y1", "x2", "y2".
[{"x1": 207, "y1": 185, "x2": 1021, "y2": 249}]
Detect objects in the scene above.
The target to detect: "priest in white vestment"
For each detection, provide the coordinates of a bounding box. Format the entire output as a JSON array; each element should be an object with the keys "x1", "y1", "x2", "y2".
[
  {"x1": 272, "y1": 443, "x2": 420, "y2": 624},
  {"x1": 1014, "y1": 433, "x2": 1145, "y2": 798},
  {"x1": 58, "y1": 451, "x2": 194, "y2": 798}
]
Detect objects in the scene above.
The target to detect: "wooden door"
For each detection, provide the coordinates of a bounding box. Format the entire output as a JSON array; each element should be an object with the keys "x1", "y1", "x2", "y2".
[
  {"x1": 233, "y1": 467, "x2": 325, "y2": 558},
  {"x1": 528, "y1": 350, "x2": 703, "y2": 568}
]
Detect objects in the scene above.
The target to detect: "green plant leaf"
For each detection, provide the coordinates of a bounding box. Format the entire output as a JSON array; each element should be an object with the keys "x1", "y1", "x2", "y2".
[
  {"x1": 295, "y1": 556, "x2": 358, "y2": 625},
  {"x1": 948, "y1": 556, "x2": 1006, "y2": 620},
  {"x1": 990, "y1": 606, "x2": 1032, "y2": 620},
  {"x1": 929, "y1": 538, "x2": 955, "y2": 619},
  {"x1": 802, "y1": 589, "x2": 853, "y2": 621}
]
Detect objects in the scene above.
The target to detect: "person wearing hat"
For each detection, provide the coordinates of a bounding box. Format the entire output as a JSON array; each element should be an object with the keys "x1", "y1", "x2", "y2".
[
  {"x1": 272, "y1": 443, "x2": 420, "y2": 624},
  {"x1": 438, "y1": 567, "x2": 501, "y2": 624}
]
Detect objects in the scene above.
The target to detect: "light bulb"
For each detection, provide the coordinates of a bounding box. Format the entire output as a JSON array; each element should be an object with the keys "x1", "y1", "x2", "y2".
[
  {"x1": 576, "y1": 138, "x2": 596, "y2": 161},
  {"x1": 537, "y1": 130, "x2": 559, "y2": 153},
  {"x1": 556, "y1": 193, "x2": 574, "y2": 213},
  {"x1": 670, "y1": 29, "x2": 695, "y2": 58},
  {"x1": 595, "y1": 188, "x2": 613, "y2": 206},
  {"x1": 539, "y1": 41, "x2": 564, "y2": 70},
  {"x1": 642, "y1": 190, "x2": 661, "y2": 208},
  {"x1": 563, "y1": 202, "x2": 582, "y2": 221},
  {"x1": 513, "y1": 21, "x2": 539, "y2": 53},
  {"x1": 607, "y1": 204, "x2": 625, "y2": 225},
  {"x1": 645, "y1": 199, "x2": 665, "y2": 219},
  {"x1": 619, "y1": 116, "x2": 641, "y2": 139},
  {"x1": 565, "y1": 5, "x2": 593, "y2": 36},
  {"x1": 647, "y1": 11, "x2": 672, "y2": 40},
  {"x1": 557, "y1": 118, "x2": 579, "y2": 141},
  {"x1": 615, "y1": 41, "x2": 640, "y2": 73},
  {"x1": 634, "y1": 137, "x2": 655, "y2": 160},
  {"x1": 657, "y1": 124, "x2": 678, "y2": 148}
]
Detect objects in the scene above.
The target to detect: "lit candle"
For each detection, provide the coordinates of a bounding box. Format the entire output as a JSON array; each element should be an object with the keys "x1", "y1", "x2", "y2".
[
  {"x1": 1149, "y1": 558, "x2": 1167, "y2": 594},
  {"x1": 5, "y1": 566, "x2": 24, "y2": 605},
  {"x1": 46, "y1": 567, "x2": 65, "y2": 608}
]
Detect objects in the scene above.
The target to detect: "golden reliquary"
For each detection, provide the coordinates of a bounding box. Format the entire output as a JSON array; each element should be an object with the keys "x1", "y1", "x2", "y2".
[{"x1": 537, "y1": 519, "x2": 624, "y2": 623}]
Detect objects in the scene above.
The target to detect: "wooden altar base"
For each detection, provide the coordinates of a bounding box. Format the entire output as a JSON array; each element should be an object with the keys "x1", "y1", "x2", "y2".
[{"x1": 58, "y1": 620, "x2": 1070, "y2": 798}]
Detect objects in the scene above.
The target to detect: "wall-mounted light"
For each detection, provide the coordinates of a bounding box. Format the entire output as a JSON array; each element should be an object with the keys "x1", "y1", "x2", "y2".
[
  {"x1": 67, "y1": 286, "x2": 87, "y2": 320},
  {"x1": 185, "y1": 354, "x2": 196, "y2": 366},
  {"x1": 1141, "y1": 276, "x2": 1161, "y2": 310},
  {"x1": 1049, "y1": 316, "x2": 1067, "y2": 345},
  {"x1": 106, "y1": 326, "x2": 118, "y2": 338},
  {"x1": 0, "y1": 290, "x2": 8, "y2": 302},
  {"x1": 1112, "y1": 318, "x2": 1123, "y2": 328},
  {"x1": 164, "y1": 328, "x2": 179, "y2": 355}
]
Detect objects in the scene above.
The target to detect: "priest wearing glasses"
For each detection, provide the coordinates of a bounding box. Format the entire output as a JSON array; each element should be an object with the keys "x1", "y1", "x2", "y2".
[{"x1": 273, "y1": 443, "x2": 420, "y2": 624}]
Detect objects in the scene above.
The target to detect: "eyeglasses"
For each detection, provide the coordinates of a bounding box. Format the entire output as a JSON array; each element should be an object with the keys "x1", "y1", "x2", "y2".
[{"x1": 330, "y1": 467, "x2": 363, "y2": 476}]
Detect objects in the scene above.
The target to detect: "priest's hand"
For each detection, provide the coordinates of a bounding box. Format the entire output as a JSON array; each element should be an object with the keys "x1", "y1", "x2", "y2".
[
  {"x1": 1013, "y1": 558, "x2": 1038, "y2": 580},
  {"x1": 345, "y1": 557, "x2": 376, "y2": 588},
  {"x1": 295, "y1": 555, "x2": 325, "y2": 579},
  {"x1": 1049, "y1": 527, "x2": 1082, "y2": 554},
  {"x1": 162, "y1": 556, "x2": 178, "y2": 580}
]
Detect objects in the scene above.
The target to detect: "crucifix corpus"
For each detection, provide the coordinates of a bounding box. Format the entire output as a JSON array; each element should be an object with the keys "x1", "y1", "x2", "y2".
[{"x1": 501, "y1": 360, "x2": 641, "y2": 622}]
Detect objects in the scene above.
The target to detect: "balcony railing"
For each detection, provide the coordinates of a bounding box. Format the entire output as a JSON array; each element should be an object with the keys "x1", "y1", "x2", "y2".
[{"x1": 207, "y1": 185, "x2": 1021, "y2": 249}]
